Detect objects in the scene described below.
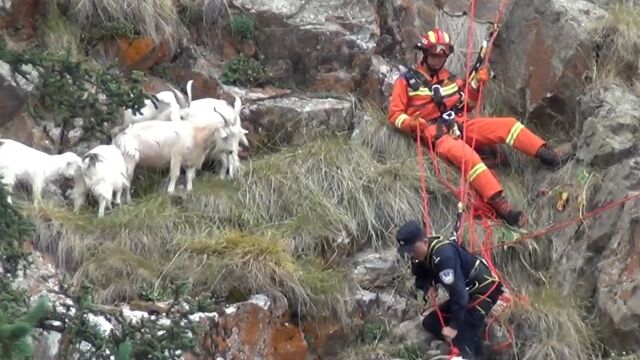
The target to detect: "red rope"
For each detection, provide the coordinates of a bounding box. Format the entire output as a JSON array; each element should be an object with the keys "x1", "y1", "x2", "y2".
[
  {"x1": 415, "y1": 125, "x2": 432, "y2": 235},
  {"x1": 482, "y1": 191, "x2": 640, "y2": 252}
]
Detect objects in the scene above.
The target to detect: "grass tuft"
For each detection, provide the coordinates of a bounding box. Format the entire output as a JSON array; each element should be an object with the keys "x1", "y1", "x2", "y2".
[
  {"x1": 591, "y1": 1, "x2": 640, "y2": 83},
  {"x1": 504, "y1": 284, "x2": 601, "y2": 360},
  {"x1": 56, "y1": 0, "x2": 229, "y2": 47}
]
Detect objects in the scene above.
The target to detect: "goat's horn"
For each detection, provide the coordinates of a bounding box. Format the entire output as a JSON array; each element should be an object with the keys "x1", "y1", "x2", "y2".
[{"x1": 168, "y1": 85, "x2": 188, "y2": 109}]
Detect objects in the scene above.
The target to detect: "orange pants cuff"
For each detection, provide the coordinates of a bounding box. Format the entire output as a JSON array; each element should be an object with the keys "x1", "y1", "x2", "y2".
[{"x1": 471, "y1": 168, "x2": 503, "y2": 201}]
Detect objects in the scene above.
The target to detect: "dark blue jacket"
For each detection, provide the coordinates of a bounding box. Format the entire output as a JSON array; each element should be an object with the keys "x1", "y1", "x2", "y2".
[{"x1": 412, "y1": 237, "x2": 489, "y2": 329}]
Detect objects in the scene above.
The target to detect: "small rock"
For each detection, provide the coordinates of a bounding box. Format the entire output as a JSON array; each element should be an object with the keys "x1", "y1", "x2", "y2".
[
  {"x1": 352, "y1": 248, "x2": 400, "y2": 289},
  {"x1": 392, "y1": 316, "x2": 432, "y2": 345},
  {"x1": 355, "y1": 288, "x2": 378, "y2": 314}
]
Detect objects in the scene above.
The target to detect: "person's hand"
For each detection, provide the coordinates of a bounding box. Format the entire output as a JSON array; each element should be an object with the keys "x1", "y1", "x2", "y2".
[
  {"x1": 442, "y1": 326, "x2": 458, "y2": 341},
  {"x1": 471, "y1": 66, "x2": 491, "y2": 89},
  {"x1": 409, "y1": 117, "x2": 429, "y2": 131},
  {"x1": 476, "y1": 66, "x2": 490, "y2": 82},
  {"x1": 427, "y1": 286, "x2": 438, "y2": 299}
]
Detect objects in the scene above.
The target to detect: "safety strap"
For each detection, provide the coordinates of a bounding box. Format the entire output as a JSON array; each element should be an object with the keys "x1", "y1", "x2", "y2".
[
  {"x1": 405, "y1": 68, "x2": 463, "y2": 141},
  {"x1": 404, "y1": 68, "x2": 450, "y2": 113}
]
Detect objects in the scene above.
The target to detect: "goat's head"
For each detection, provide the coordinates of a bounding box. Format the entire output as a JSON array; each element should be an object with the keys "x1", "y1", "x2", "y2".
[
  {"x1": 82, "y1": 153, "x2": 103, "y2": 170},
  {"x1": 59, "y1": 152, "x2": 83, "y2": 178},
  {"x1": 168, "y1": 85, "x2": 195, "y2": 121}
]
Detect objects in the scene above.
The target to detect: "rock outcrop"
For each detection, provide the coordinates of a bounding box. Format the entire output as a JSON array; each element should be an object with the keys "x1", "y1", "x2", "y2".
[
  {"x1": 492, "y1": 0, "x2": 607, "y2": 131},
  {"x1": 575, "y1": 85, "x2": 640, "y2": 350}
]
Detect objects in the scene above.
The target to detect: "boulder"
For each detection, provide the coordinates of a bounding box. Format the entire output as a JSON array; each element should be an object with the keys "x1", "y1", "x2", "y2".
[
  {"x1": 491, "y1": 0, "x2": 607, "y2": 132},
  {"x1": 231, "y1": 0, "x2": 379, "y2": 88},
  {"x1": 239, "y1": 94, "x2": 356, "y2": 151}
]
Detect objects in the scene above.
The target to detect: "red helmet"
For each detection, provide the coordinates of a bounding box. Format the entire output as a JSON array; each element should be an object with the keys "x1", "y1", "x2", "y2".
[{"x1": 414, "y1": 28, "x2": 454, "y2": 55}]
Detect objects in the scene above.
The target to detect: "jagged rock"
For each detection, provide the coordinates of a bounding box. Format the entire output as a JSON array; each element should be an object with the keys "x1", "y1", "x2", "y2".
[
  {"x1": 543, "y1": 84, "x2": 640, "y2": 351},
  {"x1": 576, "y1": 86, "x2": 640, "y2": 168},
  {"x1": 492, "y1": 0, "x2": 607, "y2": 130},
  {"x1": 353, "y1": 248, "x2": 401, "y2": 289},
  {"x1": 240, "y1": 95, "x2": 356, "y2": 150},
  {"x1": 377, "y1": 289, "x2": 409, "y2": 324},
  {"x1": 391, "y1": 0, "x2": 438, "y2": 64},
  {"x1": 355, "y1": 288, "x2": 378, "y2": 314},
  {"x1": 359, "y1": 55, "x2": 405, "y2": 109},
  {"x1": 0, "y1": 112, "x2": 54, "y2": 153},
  {"x1": 232, "y1": 0, "x2": 379, "y2": 88}
]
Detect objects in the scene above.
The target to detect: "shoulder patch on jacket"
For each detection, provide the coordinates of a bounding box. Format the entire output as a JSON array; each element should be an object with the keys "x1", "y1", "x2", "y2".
[{"x1": 439, "y1": 268, "x2": 455, "y2": 285}]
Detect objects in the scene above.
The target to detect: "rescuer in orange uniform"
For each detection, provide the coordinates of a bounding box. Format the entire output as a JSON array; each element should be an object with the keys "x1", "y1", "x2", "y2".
[{"x1": 388, "y1": 28, "x2": 571, "y2": 228}]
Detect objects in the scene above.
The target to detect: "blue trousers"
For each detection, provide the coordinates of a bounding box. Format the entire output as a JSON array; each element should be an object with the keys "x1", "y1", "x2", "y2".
[{"x1": 422, "y1": 283, "x2": 502, "y2": 359}]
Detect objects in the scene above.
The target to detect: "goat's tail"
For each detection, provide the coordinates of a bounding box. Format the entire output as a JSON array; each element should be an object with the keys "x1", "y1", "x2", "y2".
[{"x1": 112, "y1": 129, "x2": 140, "y2": 163}]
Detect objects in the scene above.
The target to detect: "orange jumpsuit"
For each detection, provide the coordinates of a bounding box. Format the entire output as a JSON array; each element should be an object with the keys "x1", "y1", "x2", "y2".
[{"x1": 387, "y1": 64, "x2": 546, "y2": 202}]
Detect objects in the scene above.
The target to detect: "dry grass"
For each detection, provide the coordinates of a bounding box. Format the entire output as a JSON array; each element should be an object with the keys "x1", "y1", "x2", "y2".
[
  {"x1": 591, "y1": 1, "x2": 640, "y2": 83},
  {"x1": 503, "y1": 284, "x2": 601, "y2": 360},
  {"x1": 56, "y1": 0, "x2": 229, "y2": 47},
  {"x1": 25, "y1": 197, "x2": 349, "y2": 316},
  {"x1": 189, "y1": 133, "x2": 457, "y2": 259}
]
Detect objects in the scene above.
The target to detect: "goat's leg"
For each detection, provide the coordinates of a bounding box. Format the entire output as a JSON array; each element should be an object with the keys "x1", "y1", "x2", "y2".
[
  {"x1": 72, "y1": 188, "x2": 87, "y2": 213},
  {"x1": 124, "y1": 183, "x2": 131, "y2": 203},
  {"x1": 97, "y1": 195, "x2": 108, "y2": 217},
  {"x1": 1, "y1": 174, "x2": 15, "y2": 205},
  {"x1": 114, "y1": 188, "x2": 122, "y2": 206},
  {"x1": 32, "y1": 175, "x2": 44, "y2": 207},
  {"x1": 218, "y1": 153, "x2": 229, "y2": 179},
  {"x1": 185, "y1": 167, "x2": 196, "y2": 192},
  {"x1": 167, "y1": 155, "x2": 182, "y2": 194}
]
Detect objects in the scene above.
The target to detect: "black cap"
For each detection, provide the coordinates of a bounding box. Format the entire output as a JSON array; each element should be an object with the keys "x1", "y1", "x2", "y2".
[{"x1": 396, "y1": 220, "x2": 425, "y2": 257}]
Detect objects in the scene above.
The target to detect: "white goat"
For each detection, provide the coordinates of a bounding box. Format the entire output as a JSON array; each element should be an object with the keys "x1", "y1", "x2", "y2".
[
  {"x1": 112, "y1": 115, "x2": 227, "y2": 195},
  {"x1": 122, "y1": 86, "x2": 193, "y2": 125},
  {"x1": 184, "y1": 81, "x2": 250, "y2": 178},
  {"x1": 70, "y1": 145, "x2": 130, "y2": 217},
  {"x1": 0, "y1": 139, "x2": 82, "y2": 206}
]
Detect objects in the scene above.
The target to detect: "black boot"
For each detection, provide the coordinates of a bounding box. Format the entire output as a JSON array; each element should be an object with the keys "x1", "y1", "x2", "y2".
[
  {"x1": 536, "y1": 143, "x2": 575, "y2": 169},
  {"x1": 487, "y1": 194, "x2": 525, "y2": 228}
]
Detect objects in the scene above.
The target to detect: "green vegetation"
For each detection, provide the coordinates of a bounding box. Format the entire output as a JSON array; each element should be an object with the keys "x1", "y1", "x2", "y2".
[
  {"x1": 230, "y1": 15, "x2": 256, "y2": 40},
  {"x1": 222, "y1": 54, "x2": 273, "y2": 87},
  {"x1": 0, "y1": 39, "x2": 150, "y2": 148}
]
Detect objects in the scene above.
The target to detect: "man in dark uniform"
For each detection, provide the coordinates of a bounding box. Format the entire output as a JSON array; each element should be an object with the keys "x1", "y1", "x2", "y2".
[{"x1": 396, "y1": 220, "x2": 503, "y2": 360}]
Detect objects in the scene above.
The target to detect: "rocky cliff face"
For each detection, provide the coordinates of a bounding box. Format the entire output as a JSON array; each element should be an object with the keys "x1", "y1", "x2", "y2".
[{"x1": 1, "y1": 0, "x2": 640, "y2": 359}]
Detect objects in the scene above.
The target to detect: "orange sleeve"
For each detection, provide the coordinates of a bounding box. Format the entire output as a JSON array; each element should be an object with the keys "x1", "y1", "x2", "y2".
[
  {"x1": 458, "y1": 77, "x2": 480, "y2": 113},
  {"x1": 388, "y1": 76, "x2": 414, "y2": 132}
]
